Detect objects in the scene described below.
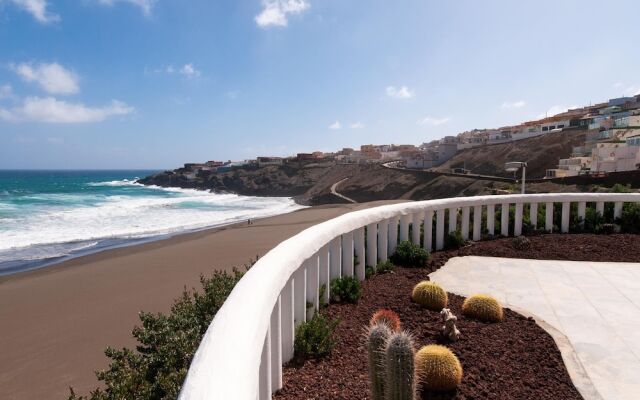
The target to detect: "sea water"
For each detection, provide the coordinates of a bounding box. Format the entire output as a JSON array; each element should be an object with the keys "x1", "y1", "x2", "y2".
[{"x1": 0, "y1": 170, "x2": 302, "y2": 276}]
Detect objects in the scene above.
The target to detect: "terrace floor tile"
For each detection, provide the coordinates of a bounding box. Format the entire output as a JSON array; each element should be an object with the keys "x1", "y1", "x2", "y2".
[{"x1": 430, "y1": 256, "x2": 640, "y2": 400}]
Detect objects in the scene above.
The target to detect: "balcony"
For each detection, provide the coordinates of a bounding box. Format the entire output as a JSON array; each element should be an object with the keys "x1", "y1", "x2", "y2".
[{"x1": 178, "y1": 193, "x2": 640, "y2": 400}]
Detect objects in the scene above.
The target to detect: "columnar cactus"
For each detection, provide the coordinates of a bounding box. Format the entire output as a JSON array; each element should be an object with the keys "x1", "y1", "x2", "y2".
[
  {"x1": 415, "y1": 344, "x2": 463, "y2": 391},
  {"x1": 370, "y1": 309, "x2": 402, "y2": 332},
  {"x1": 366, "y1": 323, "x2": 391, "y2": 400},
  {"x1": 411, "y1": 281, "x2": 448, "y2": 311},
  {"x1": 384, "y1": 331, "x2": 415, "y2": 400},
  {"x1": 462, "y1": 294, "x2": 504, "y2": 322}
]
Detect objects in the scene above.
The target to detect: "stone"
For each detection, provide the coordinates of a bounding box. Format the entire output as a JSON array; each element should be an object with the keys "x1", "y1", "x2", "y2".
[{"x1": 441, "y1": 308, "x2": 460, "y2": 342}]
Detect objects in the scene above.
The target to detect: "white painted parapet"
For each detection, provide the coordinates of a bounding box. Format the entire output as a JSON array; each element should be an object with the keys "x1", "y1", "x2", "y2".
[{"x1": 178, "y1": 193, "x2": 640, "y2": 400}]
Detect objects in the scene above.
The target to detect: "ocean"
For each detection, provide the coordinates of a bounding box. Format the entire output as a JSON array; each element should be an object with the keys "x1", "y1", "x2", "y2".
[{"x1": 0, "y1": 170, "x2": 302, "y2": 276}]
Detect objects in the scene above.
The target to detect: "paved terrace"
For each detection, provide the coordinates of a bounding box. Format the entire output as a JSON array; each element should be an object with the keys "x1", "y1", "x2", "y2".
[{"x1": 430, "y1": 256, "x2": 640, "y2": 400}]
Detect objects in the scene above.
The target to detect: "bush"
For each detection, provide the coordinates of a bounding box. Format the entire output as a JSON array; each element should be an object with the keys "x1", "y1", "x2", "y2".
[
  {"x1": 376, "y1": 260, "x2": 395, "y2": 274},
  {"x1": 411, "y1": 281, "x2": 447, "y2": 311},
  {"x1": 415, "y1": 345, "x2": 463, "y2": 391},
  {"x1": 444, "y1": 231, "x2": 465, "y2": 250},
  {"x1": 619, "y1": 202, "x2": 640, "y2": 233},
  {"x1": 370, "y1": 309, "x2": 401, "y2": 332},
  {"x1": 68, "y1": 269, "x2": 245, "y2": 400},
  {"x1": 512, "y1": 235, "x2": 531, "y2": 251},
  {"x1": 294, "y1": 313, "x2": 339, "y2": 359},
  {"x1": 461, "y1": 294, "x2": 503, "y2": 322},
  {"x1": 330, "y1": 276, "x2": 362, "y2": 303},
  {"x1": 365, "y1": 266, "x2": 375, "y2": 279},
  {"x1": 600, "y1": 223, "x2": 616, "y2": 234},
  {"x1": 389, "y1": 241, "x2": 429, "y2": 267}
]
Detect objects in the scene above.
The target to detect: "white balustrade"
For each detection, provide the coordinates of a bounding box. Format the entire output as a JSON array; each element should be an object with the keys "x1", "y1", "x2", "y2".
[
  {"x1": 472, "y1": 205, "x2": 482, "y2": 241},
  {"x1": 487, "y1": 204, "x2": 495, "y2": 235},
  {"x1": 366, "y1": 223, "x2": 377, "y2": 269},
  {"x1": 341, "y1": 231, "x2": 354, "y2": 277},
  {"x1": 424, "y1": 210, "x2": 433, "y2": 251},
  {"x1": 461, "y1": 207, "x2": 470, "y2": 240},
  {"x1": 378, "y1": 219, "x2": 388, "y2": 261},
  {"x1": 388, "y1": 216, "x2": 399, "y2": 255},
  {"x1": 354, "y1": 227, "x2": 366, "y2": 281},
  {"x1": 399, "y1": 214, "x2": 410, "y2": 242},
  {"x1": 179, "y1": 193, "x2": 640, "y2": 400},
  {"x1": 318, "y1": 245, "x2": 329, "y2": 305},
  {"x1": 411, "y1": 212, "x2": 422, "y2": 246},
  {"x1": 501, "y1": 203, "x2": 509, "y2": 236}
]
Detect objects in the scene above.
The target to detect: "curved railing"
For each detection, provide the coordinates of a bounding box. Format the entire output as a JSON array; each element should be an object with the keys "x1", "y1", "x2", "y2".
[{"x1": 178, "y1": 193, "x2": 640, "y2": 400}]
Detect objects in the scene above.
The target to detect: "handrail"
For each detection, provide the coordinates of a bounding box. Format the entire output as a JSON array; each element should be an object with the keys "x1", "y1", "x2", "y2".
[{"x1": 179, "y1": 193, "x2": 640, "y2": 400}]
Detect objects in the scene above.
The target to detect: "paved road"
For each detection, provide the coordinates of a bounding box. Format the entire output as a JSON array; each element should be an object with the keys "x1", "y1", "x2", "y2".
[
  {"x1": 431, "y1": 256, "x2": 640, "y2": 400},
  {"x1": 330, "y1": 177, "x2": 356, "y2": 203}
]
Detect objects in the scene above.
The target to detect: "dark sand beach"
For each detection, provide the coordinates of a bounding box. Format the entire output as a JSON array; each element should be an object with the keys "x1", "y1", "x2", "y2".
[{"x1": 0, "y1": 200, "x2": 401, "y2": 400}]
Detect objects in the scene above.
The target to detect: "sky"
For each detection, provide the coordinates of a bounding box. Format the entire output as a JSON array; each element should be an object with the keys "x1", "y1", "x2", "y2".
[{"x1": 1, "y1": 0, "x2": 640, "y2": 169}]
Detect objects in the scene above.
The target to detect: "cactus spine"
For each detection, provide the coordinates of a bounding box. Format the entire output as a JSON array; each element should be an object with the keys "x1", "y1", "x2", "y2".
[
  {"x1": 411, "y1": 281, "x2": 448, "y2": 311},
  {"x1": 384, "y1": 331, "x2": 415, "y2": 400},
  {"x1": 366, "y1": 323, "x2": 391, "y2": 400}
]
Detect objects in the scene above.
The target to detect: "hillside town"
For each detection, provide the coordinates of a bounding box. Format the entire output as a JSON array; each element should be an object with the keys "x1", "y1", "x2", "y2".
[{"x1": 177, "y1": 94, "x2": 640, "y2": 180}]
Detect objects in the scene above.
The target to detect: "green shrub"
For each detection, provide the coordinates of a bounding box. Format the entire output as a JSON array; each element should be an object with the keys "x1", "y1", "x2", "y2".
[
  {"x1": 365, "y1": 266, "x2": 375, "y2": 279},
  {"x1": 330, "y1": 276, "x2": 362, "y2": 303},
  {"x1": 619, "y1": 202, "x2": 640, "y2": 233},
  {"x1": 444, "y1": 230, "x2": 465, "y2": 250},
  {"x1": 389, "y1": 241, "x2": 429, "y2": 267},
  {"x1": 600, "y1": 223, "x2": 616, "y2": 234},
  {"x1": 376, "y1": 260, "x2": 395, "y2": 274},
  {"x1": 294, "y1": 313, "x2": 339, "y2": 359},
  {"x1": 68, "y1": 269, "x2": 245, "y2": 400}
]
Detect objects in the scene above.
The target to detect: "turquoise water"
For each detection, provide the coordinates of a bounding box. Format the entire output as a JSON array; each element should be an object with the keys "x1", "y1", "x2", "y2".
[{"x1": 0, "y1": 170, "x2": 301, "y2": 275}]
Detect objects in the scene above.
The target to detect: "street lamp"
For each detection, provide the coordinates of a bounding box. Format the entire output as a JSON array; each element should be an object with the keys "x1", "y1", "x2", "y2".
[{"x1": 505, "y1": 161, "x2": 527, "y2": 194}]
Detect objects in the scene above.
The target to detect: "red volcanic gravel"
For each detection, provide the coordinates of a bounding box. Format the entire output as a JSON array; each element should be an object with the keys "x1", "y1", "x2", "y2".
[{"x1": 275, "y1": 234, "x2": 640, "y2": 400}]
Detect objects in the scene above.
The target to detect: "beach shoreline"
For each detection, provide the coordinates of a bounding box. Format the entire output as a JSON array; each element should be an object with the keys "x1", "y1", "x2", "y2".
[{"x1": 0, "y1": 200, "x2": 403, "y2": 400}]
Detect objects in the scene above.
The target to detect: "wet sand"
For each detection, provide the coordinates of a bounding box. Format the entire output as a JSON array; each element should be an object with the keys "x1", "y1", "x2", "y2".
[{"x1": 0, "y1": 200, "x2": 400, "y2": 399}]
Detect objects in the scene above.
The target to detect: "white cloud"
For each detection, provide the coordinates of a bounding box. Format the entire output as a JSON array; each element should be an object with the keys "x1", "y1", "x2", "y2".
[
  {"x1": 0, "y1": 84, "x2": 13, "y2": 99},
  {"x1": 328, "y1": 120, "x2": 341, "y2": 130},
  {"x1": 417, "y1": 116, "x2": 451, "y2": 126},
  {"x1": 624, "y1": 85, "x2": 640, "y2": 97},
  {"x1": 9, "y1": 0, "x2": 59, "y2": 24},
  {"x1": 255, "y1": 0, "x2": 309, "y2": 28},
  {"x1": 12, "y1": 62, "x2": 80, "y2": 95},
  {"x1": 537, "y1": 105, "x2": 578, "y2": 119},
  {"x1": 179, "y1": 63, "x2": 201, "y2": 78},
  {"x1": 97, "y1": 0, "x2": 156, "y2": 16},
  {"x1": 386, "y1": 85, "x2": 414, "y2": 99},
  {"x1": 0, "y1": 96, "x2": 134, "y2": 123},
  {"x1": 151, "y1": 63, "x2": 201, "y2": 78},
  {"x1": 501, "y1": 100, "x2": 526, "y2": 109},
  {"x1": 226, "y1": 90, "x2": 240, "y2": 100},
  {"x1": 613, "y1": 82, "x2": 623, "y2": 88},
  {"x1": 350, "y1": 121, "x2": 364, "y2": 129}
]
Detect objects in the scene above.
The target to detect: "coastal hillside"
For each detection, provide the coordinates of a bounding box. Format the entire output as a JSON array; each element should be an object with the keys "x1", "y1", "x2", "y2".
[
  {"x1": 140, "y1": 162, "x2": 586, "y2": 206},
  {"x1": 436, "y1": 129, "x2": 588, "y2": 178}
]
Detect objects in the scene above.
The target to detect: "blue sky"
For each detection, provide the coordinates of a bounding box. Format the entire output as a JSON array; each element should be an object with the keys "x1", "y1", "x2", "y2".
[{"x1": 1, "y1": 0, "x2": 640, "y2": 169}]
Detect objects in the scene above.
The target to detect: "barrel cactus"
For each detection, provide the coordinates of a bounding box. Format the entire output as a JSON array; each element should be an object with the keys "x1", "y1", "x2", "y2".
[
  {"x1": 411, "y1": 281, "x2": 448, "y2": 311},
  {"x1": 384, "y1": 331, "x2": 415, "y2": 400},
  {"x1": 415, "y1": 344, "x2": 463, "y2": 391},
  {"x1": 462, "y1": 294, "x2": 504, "y2": 322},
  {"x1": 512, "y1": 235, "x2": 531, "y2": 251},
  {"x1": 366, "y1": 323, "x2": 391, "y2": 400},
  {"x1": 370, "y1": 309, "x2": 401, "y2": 332}
]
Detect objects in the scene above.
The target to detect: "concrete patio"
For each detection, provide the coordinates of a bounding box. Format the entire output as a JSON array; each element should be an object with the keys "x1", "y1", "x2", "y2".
[{"x1": 430, "y1": 256, "x2": 640, "y2": 400}]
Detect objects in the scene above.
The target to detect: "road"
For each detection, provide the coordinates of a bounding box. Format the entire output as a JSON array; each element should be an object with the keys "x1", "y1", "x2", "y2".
[{"x1": 330, "y1": 178, "x2": 357, "y2": 203}]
